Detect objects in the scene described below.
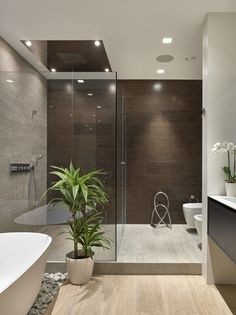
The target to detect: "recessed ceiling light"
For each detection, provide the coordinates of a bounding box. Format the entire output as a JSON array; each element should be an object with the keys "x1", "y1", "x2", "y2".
[
  {"x1": 97, "y1": 105, "x2": 102, "y2": 109},
  {"x1": 157, "y1": 69, "x2": 165, "y2": 74},
  {"x1": 92, "y1": 113, "x2": 96, "y2": 117},
  {"x1": 6, "y1": 79, "x2": 14, "y2": 83},
  {"x1": 185, "y1": 56, "x2": 197, "y2": 62},
  {"x1": 95, "y1": 40, "x2": 100, "y2": 47},
  {"x1": 77, "y1": 80, "x2": 84, "y2": 83},
  {"x1": 153, "y1": 83, "x2": 162, "y2": 91},
  {"x1": 105, "y1": 68, "x2": 110, "y2": 72},
  {"x1": 109, "y1": 83, "x2": 116, "y2": 92},
  {"x1": 162, "y1": 37, "x2": 172, "y2": 44},
  {"x1": 97, "y1": 119, "x2": 101, "y2": 123},
  {"x1": 51, "y1": 68, "x2": 56, "y2": 72},
  {"x1": 25, "y1": 40, "x2": 32, "y2": 47},
  {"x1": 87, "y1": 93, "x2": 93, "y2": 96}
]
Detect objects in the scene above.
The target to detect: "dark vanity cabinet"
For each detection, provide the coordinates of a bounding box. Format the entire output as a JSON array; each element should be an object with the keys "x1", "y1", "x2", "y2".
[{"x1": 208, "y1": 197, "x2": 236, "y2": 263}]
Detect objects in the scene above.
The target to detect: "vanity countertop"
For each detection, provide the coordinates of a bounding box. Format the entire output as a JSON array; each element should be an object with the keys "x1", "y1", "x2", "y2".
[{"x1": 209, "y1": 195, "x2": 236, "y2": 211}]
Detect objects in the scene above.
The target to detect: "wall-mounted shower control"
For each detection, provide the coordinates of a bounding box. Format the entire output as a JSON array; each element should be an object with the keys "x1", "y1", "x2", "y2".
[{"x1": 9, "y1": 163, "x2": 31, "y2": 174}]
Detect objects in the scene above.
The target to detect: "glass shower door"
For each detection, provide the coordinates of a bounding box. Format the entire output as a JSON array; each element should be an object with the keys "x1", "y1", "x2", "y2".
[
  {"x1": 72, "y1": 72, "x2": 117, "y2": 261},
  {"x1": 116, "y1": 93, "x2": 127, "y2": 257}
]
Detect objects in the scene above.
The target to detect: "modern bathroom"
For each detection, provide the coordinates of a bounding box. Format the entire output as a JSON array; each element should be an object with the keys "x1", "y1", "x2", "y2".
[
  {"x1": 0, "y1": 38, "x2": 203, "y2": 263},
  {"x1": 0, "y1": 2, "x2": 236, "y2": 315}
]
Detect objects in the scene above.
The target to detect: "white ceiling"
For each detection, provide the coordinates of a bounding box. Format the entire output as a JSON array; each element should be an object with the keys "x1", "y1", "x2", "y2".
[{"x1": 0, "y1": 0, "x2": 236, "y2": 79}]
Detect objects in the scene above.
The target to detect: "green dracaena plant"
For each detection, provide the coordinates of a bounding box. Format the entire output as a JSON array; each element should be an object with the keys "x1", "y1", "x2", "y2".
[
  {"x1": 46, "y1": 163, "x2": 109, "y2": 258},
  {"x1": 68, "y1": 210, "x2": 111, "y2": 258}
]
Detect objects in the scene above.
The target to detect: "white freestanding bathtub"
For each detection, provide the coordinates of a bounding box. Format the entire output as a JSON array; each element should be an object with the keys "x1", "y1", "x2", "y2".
[{"x1": 0, "y1": 232, "x2": 52, "y2": 315}]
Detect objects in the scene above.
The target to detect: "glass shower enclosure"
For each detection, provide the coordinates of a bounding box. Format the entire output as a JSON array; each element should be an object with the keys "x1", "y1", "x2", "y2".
[
  {"x1": 0, "y1": 67, "x2": 126, "y2": 262},
  {"x1": 0, "y1": 37, "x2": 127, "y2": 262}
]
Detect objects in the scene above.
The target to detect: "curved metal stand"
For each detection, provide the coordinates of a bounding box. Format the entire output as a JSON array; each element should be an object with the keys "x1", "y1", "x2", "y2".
[{"x1": 150, "y1": 191, "x2": 172, "y2": 229}]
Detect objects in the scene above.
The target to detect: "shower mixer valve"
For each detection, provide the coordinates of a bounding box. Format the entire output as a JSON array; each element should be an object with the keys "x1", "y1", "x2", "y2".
[{"x1": 9, "y1": 163, "x2": 31, "y2": 174}]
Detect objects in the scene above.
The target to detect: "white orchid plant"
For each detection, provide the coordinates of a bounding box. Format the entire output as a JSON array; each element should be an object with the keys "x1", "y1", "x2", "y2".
[{"x1": 211, "y1": 142, "x2": 236, "y2": 183}]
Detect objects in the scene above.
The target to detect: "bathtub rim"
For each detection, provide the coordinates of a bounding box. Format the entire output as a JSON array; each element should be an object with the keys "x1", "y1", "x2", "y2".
[{"x1": 0, "y1": 232, "x2": 52, "y2": 294}]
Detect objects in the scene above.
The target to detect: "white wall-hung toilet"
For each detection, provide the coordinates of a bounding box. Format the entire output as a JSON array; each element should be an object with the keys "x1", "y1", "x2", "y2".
[
  {"x1": 194, "y1": 214, "x2": 202, "y2": 241},
  {"x1": 182, "y1": 203, "x2": 202, "y2": 228}
]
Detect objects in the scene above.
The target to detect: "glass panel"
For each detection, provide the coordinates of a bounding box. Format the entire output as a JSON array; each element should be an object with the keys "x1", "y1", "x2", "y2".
[
  {"x1": 44, "y1": 72, "x2": 117, "y2": 262},
  {"x1": 44, "y1": 75, "x2": 73, "y2": 262},
  {"x1": 71, "y1": 73, "x2": 117, "y2": 261},
  {"x1": 116, "y1": 92, "x2": 127, "y2": 255}
]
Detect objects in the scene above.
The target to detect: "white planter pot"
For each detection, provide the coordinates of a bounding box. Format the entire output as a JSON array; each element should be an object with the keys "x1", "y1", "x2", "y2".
[
  {"x1": 66, "y1": 251, "x2": 94, "y2": 285},
  {"x1": 225, "y1": 182, "x2": 236, "y2": 197}
]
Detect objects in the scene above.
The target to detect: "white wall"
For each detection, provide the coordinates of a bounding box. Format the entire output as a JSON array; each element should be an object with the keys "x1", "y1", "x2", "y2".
[{"x1": 203, "y1": 13, "x2": 236, "y2": 284}]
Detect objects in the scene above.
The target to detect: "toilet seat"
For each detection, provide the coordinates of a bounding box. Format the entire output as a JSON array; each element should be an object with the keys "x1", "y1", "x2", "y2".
[{"x1": 183, "y1": 203, "x2": 202, "y2": 209}]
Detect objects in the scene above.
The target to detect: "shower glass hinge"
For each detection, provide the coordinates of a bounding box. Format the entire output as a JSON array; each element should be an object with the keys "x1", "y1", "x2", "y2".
[{"x1": 201, "y1": 107, "x2": 206, "y2": 118}]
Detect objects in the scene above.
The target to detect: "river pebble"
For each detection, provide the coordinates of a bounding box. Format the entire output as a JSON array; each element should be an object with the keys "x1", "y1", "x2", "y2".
[{"x1": 28, "y1": 273, "x2": 68, "y2": 315}]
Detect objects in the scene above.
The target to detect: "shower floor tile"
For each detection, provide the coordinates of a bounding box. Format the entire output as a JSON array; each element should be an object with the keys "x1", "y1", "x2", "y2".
[
  {"x1": 40, "y1": 224, "x2": 116, "y2": 262},
  {"x1": 117, "y1": 224, "x2": 202, "y2": 263},
  {"x1": 42, "y1": 224, "x2": 201, "y2": 263}
]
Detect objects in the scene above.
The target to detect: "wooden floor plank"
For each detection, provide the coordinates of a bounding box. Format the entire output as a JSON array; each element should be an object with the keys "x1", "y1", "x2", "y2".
[{"x1": 50, "y1": 275, "x2": 232, "y2": 315}]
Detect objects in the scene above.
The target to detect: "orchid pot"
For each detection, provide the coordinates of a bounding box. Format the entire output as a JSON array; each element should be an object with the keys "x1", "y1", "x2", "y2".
[
  {"x1": 225, "y1": 182, "x2": 236, "y2": 197},
  {"x1": 212, "y1": 142, "x2": 236, "y2": 197}
]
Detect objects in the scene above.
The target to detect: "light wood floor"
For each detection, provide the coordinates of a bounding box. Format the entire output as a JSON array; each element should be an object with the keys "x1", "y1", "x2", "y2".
[{"x1": 49, "y1": 276, "x2": 232, "y2": 315}]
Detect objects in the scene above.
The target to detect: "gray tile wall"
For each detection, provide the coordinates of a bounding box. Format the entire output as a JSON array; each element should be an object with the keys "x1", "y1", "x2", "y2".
[{"x1": 0, "y1": 38, "x2": 47, "y2": 232}]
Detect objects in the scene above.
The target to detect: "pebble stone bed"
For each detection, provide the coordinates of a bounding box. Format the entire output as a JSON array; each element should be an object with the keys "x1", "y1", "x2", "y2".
[{"x1": 28, "y1": 273, "x2": 68, "y2": 315}]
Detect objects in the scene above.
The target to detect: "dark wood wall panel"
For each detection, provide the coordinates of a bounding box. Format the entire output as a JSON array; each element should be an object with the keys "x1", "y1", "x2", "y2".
[
  {"x1": 47, "y1": 40, "x2": 111, "y2": 72},
  {"x1": 119, "y1": 80, "x2": 202, "y2": 224}
]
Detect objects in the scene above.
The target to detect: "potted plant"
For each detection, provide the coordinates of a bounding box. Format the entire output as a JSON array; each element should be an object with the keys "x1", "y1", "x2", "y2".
[
  {"x1": 212, "y1": 142, "x2": 236, "y2": 196},
  {"x1": 47, "y1": 163, "x2": 110, "y2": 285}
]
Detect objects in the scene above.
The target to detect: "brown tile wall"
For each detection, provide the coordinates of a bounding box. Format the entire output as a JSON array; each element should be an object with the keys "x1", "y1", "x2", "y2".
[
  {"x1": 119, "y1": 80, "x2": 202, "y2": 224},
  {"x1": 47, "y1": 79, "x2": 202, "y2": 225}
]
